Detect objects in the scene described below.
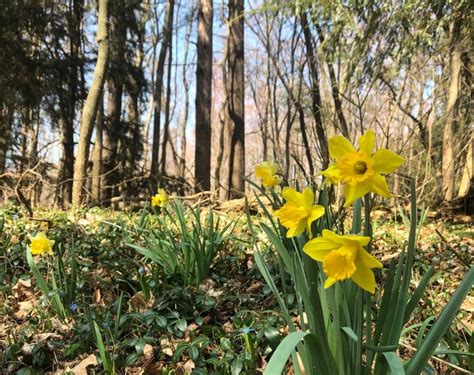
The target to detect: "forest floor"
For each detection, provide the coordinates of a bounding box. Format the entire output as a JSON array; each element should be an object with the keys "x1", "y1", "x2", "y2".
[{"x1": 0, "y1": 203, "x2": 472, "y2": 374}]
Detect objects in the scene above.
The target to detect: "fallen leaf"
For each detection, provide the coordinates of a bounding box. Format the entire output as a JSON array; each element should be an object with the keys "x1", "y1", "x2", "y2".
[
  {"x1": 183, "y1": 359, "x2": 195, "y2": 373},
  {"x1": 33, "y1": 332, "x2": 62, "y2": 342},
  {"x1": 246, "y1": 281, "x2": 263, "y2": 294},
  {"x1": 143, "y1": 344, "x2": 154, "y2": 360},
  {"x1": 69, "y1": 353, "x2": 97, "y2": 374}
]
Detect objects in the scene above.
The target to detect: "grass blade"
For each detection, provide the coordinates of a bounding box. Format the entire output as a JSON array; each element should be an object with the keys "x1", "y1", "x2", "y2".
[
  {"x1": 405, "y1": 267, "x2": 474, "y2": 374},
  {"x1": 263, "y1": 331, "x2": 309, "y2": 375}
]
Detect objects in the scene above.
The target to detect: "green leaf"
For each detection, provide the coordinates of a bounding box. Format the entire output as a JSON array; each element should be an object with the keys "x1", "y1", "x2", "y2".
[
  {"x1": 93, "y1": 321, "x2": 113, "y2": 373},
  {"x1": 405, "y1": 267, "x2": 474, "y2": 375},
  {"x1": 188, "y1": 345, "x2": 199, "y2": 361},
  {"x1": 26, "y1": 247, "x2": 66, "y2": 319},
  {"x1": 176, "y1": 319, "x2": 187, "y2": 332},
  {"x1": 341, "y1": 326, "x2": 358, "y2": 342},
  {"x1": 264, "y1": 331, "x2": 309, "y2": 375},
  {"x1": 231, "y1": 358, "x2": 243, "y2": 375},
  {"x1": 220, "y1": 337, "x2": 232, "y2": 351},
  {"x1": 382, "y1": 352, "x2": 405, "y2": 374}
]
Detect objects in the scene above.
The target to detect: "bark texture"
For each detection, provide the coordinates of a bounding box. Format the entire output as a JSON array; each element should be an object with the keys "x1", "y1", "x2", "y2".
[
  {"x1": 226, "y1": 0, "x2": 245, "y2": 199},
  {"x1": 194, "y1": 0, "x2": 213, "y2": 192},
  {"x1": 442, "y1": 19, "x2": 462, "y2": 202},
  {"x1": 150, "y1": 0, "x2": 174, "y2": 187},
  {"x1": 72, "y1": 0, "x2": 109, "y2": 206}
]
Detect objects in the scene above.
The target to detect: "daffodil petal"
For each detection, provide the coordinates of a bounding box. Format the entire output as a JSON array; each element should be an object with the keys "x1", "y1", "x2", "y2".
[
  {"x1": 340, "y1": 236, "x2": 370, "y2": 247},
  {"x1": 35, "y1": 232, "x2": 49, "y2": 240},
  {"x1": 255, "y1": 165, "x2": 267, "y2": 179},
  {"x1": 359, "y1": 130, "x2": 375, "y2": 155},
  {"x1": 281, "y1": 187, "x2": 302, "y2": 205},
  {"x1": 320, "y1": 164, "x2": 342, "y2": 184},
  {"x1": 306, "y1": 206, "x2": 325, "y2": 236},
  {"x1": 302, "y1": 187, "x2": 314, "y2": 206},
  {"x1": 343, "y1": 182, "x2": 369, "y2": 207},
  {"x1": 329, "y1": 135, "x2": 355, "y2": 159},
  {"x1": 304, "y1": 238, "x2": 340, "y2": 261},
  {"x1": 351, "y1": 266, "x2": 376, "y2": 293},
  {"x1": 308, "y1": 206, "x2": 325, "y2": 225},
  {"x1": 286, "y1": 220, "x2": 306, "y2": 238},
  {"x1": 373, "y1": 149, "x2": 404, "y2": 174},
  {"x1": 324, "y1": 277, "x2": 337, "y2": 289},
  {"x1": 321, "y1": 229, "x2": 345, "y2": 244},
  {"x1": 356, "y1": 249, "x2": 383, "y2": 269},
  {"x1": 368, "y1": 174, "x2": 391, "y2": 197}
]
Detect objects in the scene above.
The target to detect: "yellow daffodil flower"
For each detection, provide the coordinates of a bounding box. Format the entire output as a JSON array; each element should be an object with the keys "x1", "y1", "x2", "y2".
[
  {"x1": 274, "y1": 187, "x2": 325, "y2": 238},
  {"x1": 151, "y1": 188, "x2": 169, "y2": 208},
  {"x1": 255, "y1": 161, "x2": 282, "y2": 188},
  {"x1": 304, "y1": 229, "x2": 382, "y2": 293},
  {"x1": 30, "y1": 232, "x2": 55, "y2": 256},
  {"x1": 321, "y1": 130, "x2": 404, "y2": 207}
]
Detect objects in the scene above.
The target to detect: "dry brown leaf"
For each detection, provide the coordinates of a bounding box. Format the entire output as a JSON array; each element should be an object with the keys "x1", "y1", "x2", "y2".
[
  {"x1": 124, "y1": 367, "x2": 144, "y2": 375},
  {"x1": 143, "y1": 344, "x2": 154, "y2": 360},
  {"x1": 33, "y1": 332, "x2": 62, "y2": 342},
  {"x1": 160, "y1": 338, "x2": 174, "y2": 357},
  {"x1": 144, "y1": 362, "x2": 163, "y2": 374},
  {"x1": 129, "y1": 291, "x2": 155, "y2": 313},
  {"x1": 246, "y1": 281, "x2": 263, "y2": 294},
  {"x1": 69, "y1": 353, "x2": 97, "y2": 374},
  {"x1": 12, "y1": 278, "x2": 34, "y2": 300},
  {"x1": 93, "y1": 287, "x2": 102, "y2": 304},
  {"x1": 183, "y1": 359, "x2": 195, "y2": 373}
]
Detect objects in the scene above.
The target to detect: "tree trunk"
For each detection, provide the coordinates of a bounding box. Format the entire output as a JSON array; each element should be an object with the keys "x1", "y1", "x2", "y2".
[
  {"x1": 102, "y1": 0, "x2": 125, "y2": 204},
  {"x1": 160, "y1": 24, "x2": 174, "y2": 177},
  {"x1": 457, "y1": 135, "x2": 472, "y2": 199},
  {"x1": 300, "y1": 11, "x2": 329, "y2": 170},
  {"x1": 313, "y1": 24, "x2": 349, "y2": 138},
  {"x1": 179, "y1": 5, "x2": 195, "y2": 178},
  {"x1": 0, "y1": 99, "x2": 14, "y2": 175},
  {"x1": 226, "y1": 0, "x2": 245, "y2": 199},
  {"x1": 91, "y1": 93, "x2": 104, "y2": 205},
  {"x1": 72, "y1": 0, "x2": 109, "y2": 207},
  {"x1": 194, "y1": 0, "x2": 213, "y2": 192},
  {"x1": 442, "y1": 19, "x2": 462, "y2": 203},
  {"x1": 60, "y1": 0, "x2": 83, "y2": 206},
  {"x1": 150, "y1": 0, "x2": 174, "y2": 188}
]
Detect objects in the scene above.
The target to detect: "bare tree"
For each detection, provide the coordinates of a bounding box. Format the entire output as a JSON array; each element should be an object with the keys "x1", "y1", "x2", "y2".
[
  {"x1": 194, "y1": 0, "x2": 213, "y2": 192},
  {"x1": 442, "y1": 17, "x2": 462, "y2": 202},
  {"x1": 72, "y1": 0, "x2": 109, "y2": 206},
  {"x1": 150, "y1": 0, "x2": 174, "y2": 188},
  {"x1": 226, "y1": 0, "x2": 245, "y2": 199}
]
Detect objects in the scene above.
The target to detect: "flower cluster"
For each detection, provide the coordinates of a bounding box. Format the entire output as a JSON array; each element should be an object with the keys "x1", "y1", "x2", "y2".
[
  {"x1": 255, "y1": 161, "x2": 282, "y2": 188},
  {"x1": 257, "y1": 130, "x2": 404, "y2": 293},
  {"x1": 151, "y1": 188, "x2": 169, "y2": 208}
]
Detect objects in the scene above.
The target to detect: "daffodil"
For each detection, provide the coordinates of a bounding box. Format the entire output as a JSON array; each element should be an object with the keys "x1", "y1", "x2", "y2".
[
  {"x1": 321, "y1": 130, "x2": 404, "y2": 207},
  {"x1": 304, "y1": 229, "x2": 382, "y2": 293},
  {"x1": 29, "y1": 232, "x2": 55, "y2": 256},
  {"x1": 274, "y1": 187, "x2": 325, "y2": 238},
  {"x1": 151, "y1": 188, "x2": 169, "y2": 208},
  {"x1": 255, "y1": 161, "x2": 282, "y2": 188}
]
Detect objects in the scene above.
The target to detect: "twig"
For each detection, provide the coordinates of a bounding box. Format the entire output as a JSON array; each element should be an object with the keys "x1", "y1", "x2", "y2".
[
  {"x1": 435, "y1": 228, "x2": 471, "y2": 268},
  {"x1": 400, "y1": 341, "x2": 471, "y2": 374}
]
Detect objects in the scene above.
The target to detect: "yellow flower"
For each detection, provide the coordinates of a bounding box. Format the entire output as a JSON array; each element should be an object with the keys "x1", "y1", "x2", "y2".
[
  {"x1": 304, "y1": 229, "x2": 382, "y2": 293},
  {"x1": 255, "y1": 161, "x2": 282, "y2": 187},
  {"x1": 30, "y1": 232, "x2": 55, "y2": 256},
  {"x1": 321, "y1": 130, "x2": 404, "y2": 207},
  {"x1": 274, "y1": 187, "x2": 325, "y2": 238},
  {"x1": 151, "y1": 188, "x2": 169, "y2": 208}
]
